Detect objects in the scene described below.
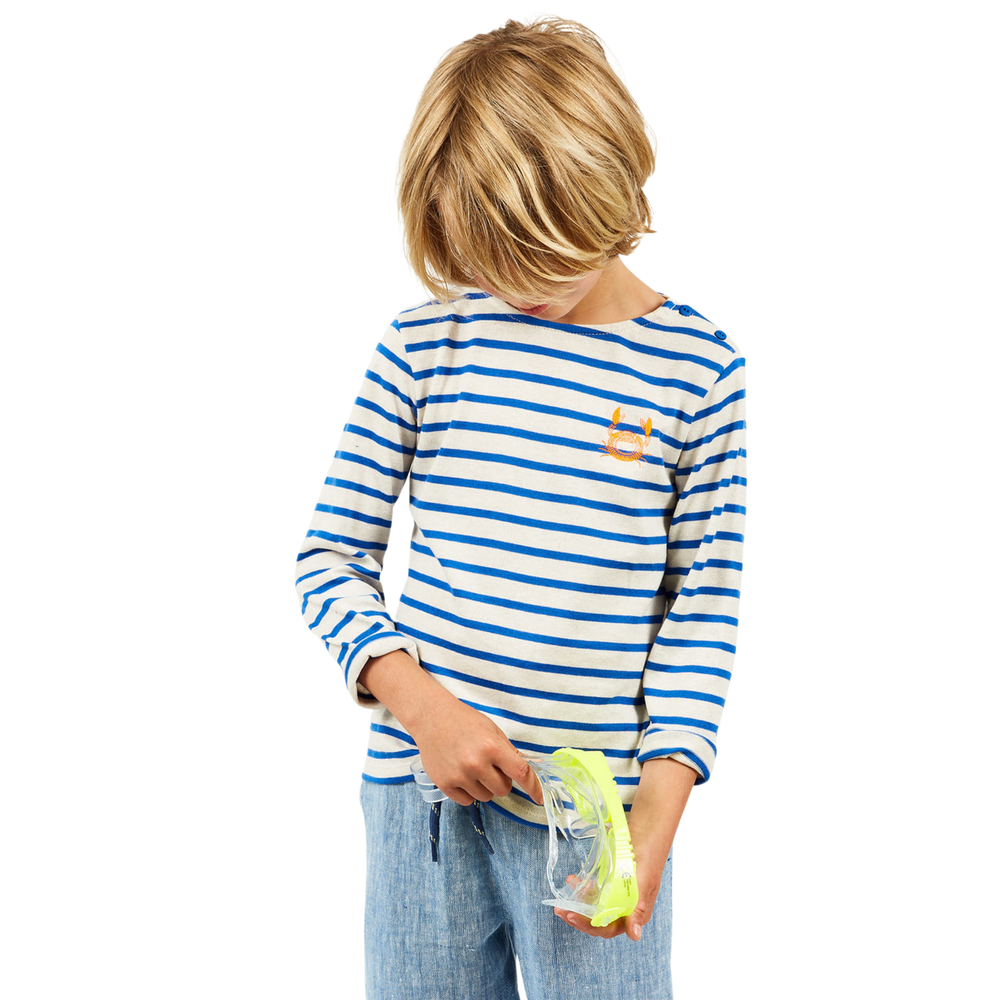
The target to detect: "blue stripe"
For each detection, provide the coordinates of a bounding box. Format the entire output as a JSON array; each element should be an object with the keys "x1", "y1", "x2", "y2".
[
  {"x1": 462, "y1": 699, "x2": 648, "y2": 733},
  {"x1": 304, "y1": 529, "x2": 384, "y2": 554},
  {"x1": 353, "y1": 391, "x2": 417, "y2": 434},
  {"x1": 637, "y1": 747, "x2": 709, "y2": 780},
  {"x1": 322, "y1": 475, "x2": 401, "y2": 507},
  {"x1": 665, "y1": 557, "x2": 743, "y2": 582},
  {"x1": 418, "y1": 528, "x2": 667, "y2": 573},
  {"x1": 410, "y1": 493, "x2": 668, "y2": 547},
  {"x1": 314, "y1": 504, "x2": 392, "y2": 529},
  {"x1": 360, "y1": 773, "x2": 415, "y2": 785},
  {"x1": 296, "y1": 546, "x2": 329, "y2": 562},
  {"x1": 676, "y1": 445, "x2": 744, "y2": 478},
  {"x1": 644, "y1": 687, "x2": 726, "y2": 707},
  {"x1": 405, "y1": 353, "x2": 708, "y2": 410},
  {"x1": 373, "y1": 340, "x2": 417, "y2": 390},
  {"x1": 421, "y1": 446, "x2": 672, "y2": 496},
  {"x1": 717, "y1": 356, "x2": 745, "y2": 381},
  {"x1": 399, "y1": 595, "x2": 655, "y2": 653},
  {"x1": 397, "y1": 623, "x2": 644, "y2": 680},
  {"x1": 690, "y1": 391, "x2": 746, "y2": 429},
  {"x1": 409, "y1": 468, "x2": 672, "y2": 515},
  {"x1": 303, "y1": 580, "x2": 349, "y2": 621},
  {"x1": 295, "y1": 549, "x2": 382, "y2": 588},
  {"x1": 341, "y1": 422, "x2": 414, "y2": 458},
  {"x1": 370, "y1": 723, "x2": 417, "y2": 745},
  {"x1": 669, "y1": 528, "x2": 744, "y2": 552},
  {"x1": 341, "y1": 622, "x2": 388, "y2": 676},
  {"x1": 344, "y1": 561, "x2": 380, "y2": 580},
  {"x1": 642, "y1": 663, "x2": 732, "y2": 680},
  {"x1": 681, "y1": 422, "x2": 746, "y2": 458},
  {"x1": 367, "y1": 748, "x2": 420, "y2": 760},
  {"x1": 301, "y1": 573, "x2": 361, "y2": 612},
  {"x1": 324, "y1": 609, "x2": 389, "y2": 648},
  {"x1": 409, "y1": 540, "x2": 663, "y2": 599},
  {"x1": 324, "y1": 607, "x2": 385, "y2": 643},
  {"x1": 510, "y1": 737, "x2": 640, "y2": 760},
  {"x1": 422, "y1": 661, "x2": 645, "y2": 708},
  {"x1": 646, "y1": 715, "x2": 719, "y2": 733},
  {"x1": 406, "y1": 567, "x2": 663, "y2": 625},
  {"x1": 294, "y1": 566, "x2": 327, "y2": 586},
  {"x1": 634, "y1": 315, "x2": 735, "y2": 355},
  {"x1": 418, "y1": 390, "x2": 687, "y2": 450},
  {"x1": 672, "y1": 502, "x2": 746, "y2": 524},
  {"x1": 670, "y1": 539, "x2": 722, "y2": 553},
  {"x1": 678, "y1": 585, "x2": 740, "y2": 600},
  {"x1": 653, "y1": 635, "x2": 737, "y2": 654},
  {"x1": 398, "y1": 324, "x2": 720, "y2": 387},
  {"x1": 678, "y1": 475, "x2": 745, "y2": 502},
  {"x1": 701, "y1": 558, "x2": 743, "y2": 572},
  {"x1": 635, "y1": 746, "x2": 708, "y2": 775},
  {"x1": 665, "y1": 612, "x2": 739, "y2": 627},
  {"x1": 644, "y1": 729, "x2": 718, "y2": 756},
  {"x1": 332, "y1": 449, "x2": 409, "y2": 483}
]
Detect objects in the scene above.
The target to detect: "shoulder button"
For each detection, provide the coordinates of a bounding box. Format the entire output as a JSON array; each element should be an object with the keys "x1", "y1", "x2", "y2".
[
  {"x1": 678, "y1": 304, "x2": 694, "y2": 317},
  {"x1": 714, "y1": 330, "x2": 727, "y2": 340}
]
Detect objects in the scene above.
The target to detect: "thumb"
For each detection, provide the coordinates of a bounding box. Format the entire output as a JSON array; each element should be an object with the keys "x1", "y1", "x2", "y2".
[
  {"x1": 501, "y1": 745, "x2": 544, "y2": 804},
  {"x1": 627, "y1": 896, "x2": 650, "y2": 941},
  {"x1": 627, "y1": 868, "x2": 662, "y2": 941}
]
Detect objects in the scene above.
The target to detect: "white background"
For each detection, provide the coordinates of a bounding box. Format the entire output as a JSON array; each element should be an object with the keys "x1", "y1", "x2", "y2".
[{"x1": 2, "y1": 1, "x2": 996, "y2": 997}]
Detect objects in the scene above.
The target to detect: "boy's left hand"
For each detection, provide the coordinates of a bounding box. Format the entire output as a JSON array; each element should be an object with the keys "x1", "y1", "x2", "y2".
[{"x1": 553, "y1": 757, "x2": 698, "y2": 941}]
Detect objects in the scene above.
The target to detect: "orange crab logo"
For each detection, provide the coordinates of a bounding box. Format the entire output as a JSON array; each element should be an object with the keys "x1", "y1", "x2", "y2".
[{"x1": 600, "y1": 406, "x2": 653, "y2": 463}]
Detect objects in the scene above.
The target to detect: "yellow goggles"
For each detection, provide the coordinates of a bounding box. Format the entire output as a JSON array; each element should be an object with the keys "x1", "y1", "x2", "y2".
[{"x1": 521, "y1": 748, "x2": 637, "y2": 928}]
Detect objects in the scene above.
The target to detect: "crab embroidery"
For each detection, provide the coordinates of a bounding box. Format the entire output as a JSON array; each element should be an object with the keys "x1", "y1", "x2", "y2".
[{"x1": 600, "y1": 406, "x2": 653, "y2": 464}]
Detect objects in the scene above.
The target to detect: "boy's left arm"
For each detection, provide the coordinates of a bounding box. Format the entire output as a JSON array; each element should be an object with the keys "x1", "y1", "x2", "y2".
[
  {"x1": 555, "y1": 757, "x2": 697, "y2": 940},
  {"x1": 556, "y1": 347, "x2": 747, "y2": 941}
]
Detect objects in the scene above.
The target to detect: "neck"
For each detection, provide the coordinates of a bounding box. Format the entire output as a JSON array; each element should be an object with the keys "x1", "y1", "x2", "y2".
[{"x1": 560, "y1": 259, "x2": 666, "y2": 325}]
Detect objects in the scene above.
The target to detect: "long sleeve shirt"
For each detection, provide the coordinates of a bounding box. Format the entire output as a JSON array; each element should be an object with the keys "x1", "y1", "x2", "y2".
[{"x1": 294, "y1": 291, "x2": 747, "y2": 827}]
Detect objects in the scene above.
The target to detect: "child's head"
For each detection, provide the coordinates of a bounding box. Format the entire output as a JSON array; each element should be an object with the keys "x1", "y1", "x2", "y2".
[{"x1": 398, "y1": 17, "x2": 655, "y2": 308}]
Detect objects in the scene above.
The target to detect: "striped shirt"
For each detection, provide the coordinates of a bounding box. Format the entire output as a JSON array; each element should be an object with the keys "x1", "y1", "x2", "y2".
[{"x1": 294, "y1": 291, "x2": 747, "y2": 827}]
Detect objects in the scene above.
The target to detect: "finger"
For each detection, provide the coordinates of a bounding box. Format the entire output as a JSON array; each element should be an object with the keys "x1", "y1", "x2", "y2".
[
  {"x1": 470, "y1": 779, "x2": 497, "y2": 803},
  {"x1": 444, "y1": 787, "x2": 475, "y2": 807},
  {"x1": 554, "y1": 909, "x2": 626, "y2": 939},
  {"x1": 502, "y1": 747, "x2": 544, "y2": 803},
  {"x1": 480, "y1": 765, "x2": 514, "y2": 801},
  {"x1": 626, "y1": 894, "x2": 655, "y2": 941},
  {"x1": 554, "y1": 908, "x2": 624, "y2": 939},
  {"x1": 443, "y1": 780, "x2": 494, "y2": 806}
]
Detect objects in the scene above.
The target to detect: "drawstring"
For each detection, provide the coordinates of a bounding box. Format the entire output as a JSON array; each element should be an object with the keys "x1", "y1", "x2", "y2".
[{"x1": 428, "y1": 800, "x2": 494, "y2": 862}]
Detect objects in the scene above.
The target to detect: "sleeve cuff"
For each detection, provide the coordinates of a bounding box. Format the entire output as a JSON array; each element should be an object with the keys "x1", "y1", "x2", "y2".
[
  {"x1": 344, "y1": 634, "x2": 422, "y2": 708},
  {"x1": 637, "y1": 731, "x2": 717, "y2": 785}
]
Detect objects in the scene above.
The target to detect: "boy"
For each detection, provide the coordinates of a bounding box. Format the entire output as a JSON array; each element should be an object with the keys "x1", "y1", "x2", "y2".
[{"x1": 295, "y1": 17, "x2": 746, "y2": 999}]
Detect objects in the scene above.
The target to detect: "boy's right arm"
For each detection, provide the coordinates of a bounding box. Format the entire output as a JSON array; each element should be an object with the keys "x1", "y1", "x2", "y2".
[
  {"x1": 294, "y1": 317, "x2": 540, "y2": 807},
  {"x1": 359, "y1": 649, "x2": 543, "y2": 806}
]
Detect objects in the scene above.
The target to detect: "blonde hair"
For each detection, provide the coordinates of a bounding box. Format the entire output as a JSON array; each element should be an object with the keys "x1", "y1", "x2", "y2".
[{"x1": 397, "y1": 17, "x2": 656, "y2": 306}]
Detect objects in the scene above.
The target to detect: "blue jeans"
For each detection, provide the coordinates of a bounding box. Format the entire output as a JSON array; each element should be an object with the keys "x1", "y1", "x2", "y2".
[{"x1": 360, "y1": 778, "x2": 673, "y2": 1000}]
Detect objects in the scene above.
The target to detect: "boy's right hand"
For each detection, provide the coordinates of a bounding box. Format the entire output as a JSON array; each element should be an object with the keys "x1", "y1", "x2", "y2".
[
  {"x1": 359, "y1": 649, "x2": 543, "y2": 807},
  {"x1": 407, "y1": 693, "x2": 544, "y2": 807}
]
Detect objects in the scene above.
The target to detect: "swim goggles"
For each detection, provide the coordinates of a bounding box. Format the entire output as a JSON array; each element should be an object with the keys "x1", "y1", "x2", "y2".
[
  {"x1": 522, "y1": 748, "x2": 638, "y2": 928},
  {"x1": 410, "y1": 747, "x2": 637, "y2": 928}
]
